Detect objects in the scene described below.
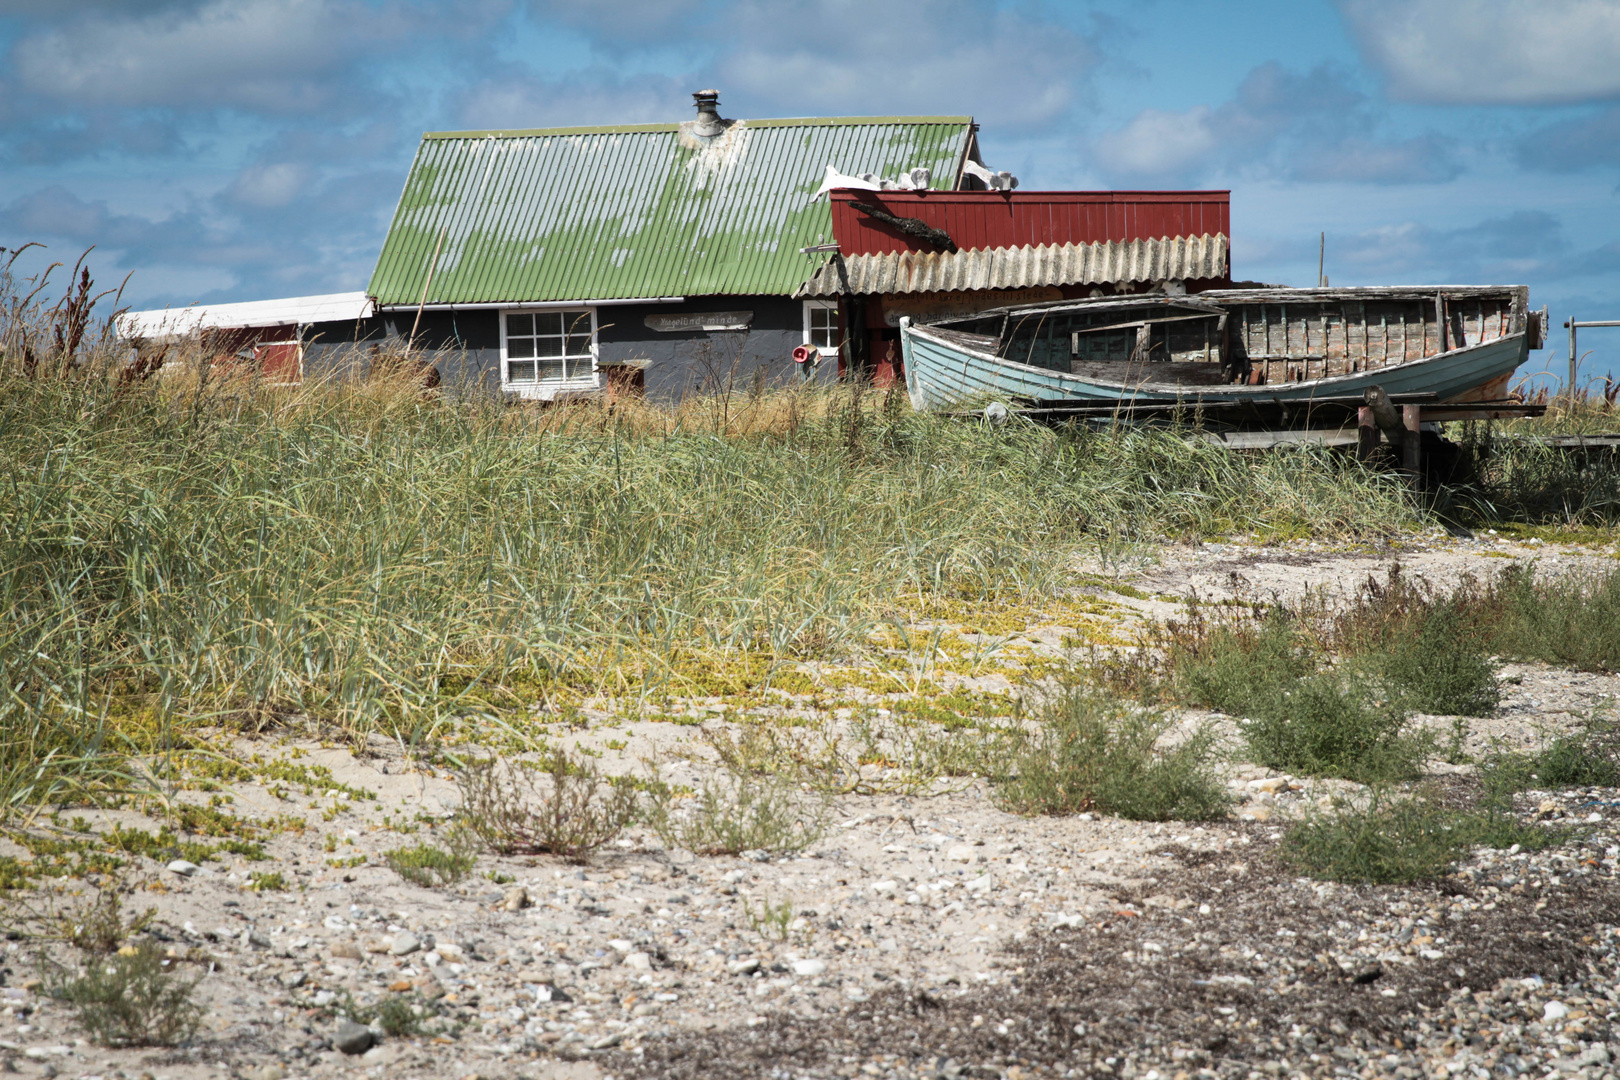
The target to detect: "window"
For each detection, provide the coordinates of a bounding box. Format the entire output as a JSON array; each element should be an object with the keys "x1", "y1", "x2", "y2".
[
  {"x1": 501, "y1": 309, "x2": 596, "y2": 392},
  {"x1": 803, "y1": 300, "x2": 839, "y2": 352}
]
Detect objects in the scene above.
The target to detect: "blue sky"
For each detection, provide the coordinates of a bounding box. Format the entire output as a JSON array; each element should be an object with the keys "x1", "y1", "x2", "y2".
[{"x1": 3, "y1": 0, "x2": 1618, "y2": 385}]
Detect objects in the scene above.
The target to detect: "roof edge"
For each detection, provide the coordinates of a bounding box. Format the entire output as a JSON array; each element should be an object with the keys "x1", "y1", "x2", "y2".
[{"x1": 421, "y1": 116, "x2": 975, "y2": 140}]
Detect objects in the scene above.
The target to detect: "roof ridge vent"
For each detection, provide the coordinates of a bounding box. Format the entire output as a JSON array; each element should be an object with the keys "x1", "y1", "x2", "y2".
[{"x1": 690, "y1": 89, "x2": 726, "y2": 138}]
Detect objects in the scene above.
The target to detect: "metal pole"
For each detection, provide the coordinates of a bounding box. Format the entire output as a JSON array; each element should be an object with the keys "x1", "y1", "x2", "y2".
[
  {"x1": 1568, "y1": 318, "x2": 1577, "y2": 399},
  {"x1": 1318, "y1": 232, "x2": 1325, "y2": 288}
]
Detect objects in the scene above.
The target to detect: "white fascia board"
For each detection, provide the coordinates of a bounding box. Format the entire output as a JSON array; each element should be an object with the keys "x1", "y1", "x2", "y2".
[
  {"x1": 377, "y1": 297, "x2": 686, "y2": 312},
  {"x1": 118, "y1": 292, "x2": 375, "y2": 340}
]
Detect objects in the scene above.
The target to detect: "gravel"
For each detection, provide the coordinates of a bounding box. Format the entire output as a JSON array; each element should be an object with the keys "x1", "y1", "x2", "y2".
[{"x1": 1, "y1": 538, "x2": 1617, "y2": 1080}]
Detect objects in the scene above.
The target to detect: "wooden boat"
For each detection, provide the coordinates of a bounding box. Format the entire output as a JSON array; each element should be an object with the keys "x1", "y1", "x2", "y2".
[{"x1": 899, "y1": 286, "x2": 1546, "y2": 413}]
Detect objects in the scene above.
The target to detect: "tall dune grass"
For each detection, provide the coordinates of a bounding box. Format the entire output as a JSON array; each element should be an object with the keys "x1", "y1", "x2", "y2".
[
  {"x1": 0, "y1": 246, "x2": 1445, "y2": 815},
  {"x1": 0, "y1": 363, "x2": 1427, "y2": 808}
]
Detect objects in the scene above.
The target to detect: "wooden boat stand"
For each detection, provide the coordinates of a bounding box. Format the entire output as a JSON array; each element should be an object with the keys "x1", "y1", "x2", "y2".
[{"x1": 955, "y1": 394, "x2": 1569, "y2": 488}]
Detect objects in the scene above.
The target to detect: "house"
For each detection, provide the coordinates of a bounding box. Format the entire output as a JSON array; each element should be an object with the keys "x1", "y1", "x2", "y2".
[
  {"x1": 357, "y1": 92, "x2": 982, "y2": 400},
  {"x1": 118, "y1": 91, "x2": 1234, "y2": 400}
]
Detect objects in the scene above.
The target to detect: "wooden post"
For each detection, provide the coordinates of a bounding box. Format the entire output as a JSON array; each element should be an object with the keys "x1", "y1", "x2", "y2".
[
  {"x1": 1357, "y1": 405, "x2": 1378, "y2": 461},
  {"x1": 1402, "y1": 404, "x2": 1423, "y2": 485}
]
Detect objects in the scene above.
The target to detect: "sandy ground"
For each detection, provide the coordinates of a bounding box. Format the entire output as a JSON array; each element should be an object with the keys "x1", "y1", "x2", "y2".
[{"x1": 2, "y1": 532, "x2": 1618, "y2": 1080}]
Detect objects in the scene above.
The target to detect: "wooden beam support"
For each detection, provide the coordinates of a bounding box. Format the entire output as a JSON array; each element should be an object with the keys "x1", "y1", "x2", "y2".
[
  {"x1": 1357, "y1": 405, "x2": 1378, "y2": 462},
  {"x1": 1402, "y1": 403, "x2": 1423, "y2": 484}
]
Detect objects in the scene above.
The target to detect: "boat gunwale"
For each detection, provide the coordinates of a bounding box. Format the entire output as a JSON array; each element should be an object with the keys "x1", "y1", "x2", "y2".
[
  {"x1": 926, "y1": 284, "x2": 1530, "y2": 329},
  {"x1": 901, "y1": 317, "x2": 1528, "y2": 401}
]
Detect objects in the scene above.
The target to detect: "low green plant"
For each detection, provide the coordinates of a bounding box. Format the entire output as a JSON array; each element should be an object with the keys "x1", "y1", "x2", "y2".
[
  {"x1": 1281, "y1": 791, "x2": 1471, "y2": 884},
  {"x1": 456, "y1": 750, "x2": 638, "y2": 863},
  {"x1": 1481, "y1": 713, "x2": 1620, "y2": 794},
  {"x1": 651, "y1": 771, "x2": 827, "y2": 856},
  {"x1": 1240, "y1": 673, "x2": 1435, "y2": 783},
  {"x1": 246, "y1": 871, "x2": 285, "y2": 892},
  {"x1": 45, "y1": 941, "x2": 203, "y2": 1047},
  {"x1": 992, "y1": 691, "x2": 1230, "y2": 821},
  {"x1": 1281, "y1": 788, "x2": 1559, "y2": 884},
  {"x1": 383, "y1": 828, "x2": 479, "y2": 888},
  {"x1": 745, "y1": 895, "x2": 795, "y2": 941},
  {"x1": 1176, "y1": 612, "x2": 1314, "y2": 715},
  {"x1": 324, "y1": 990, "x2": 433, "y2": 1037},
  {"x1": 1353, "y1": 603, "x2": 1500, "y2": 718},
  {"x1": 10, "y1": 870, "x2": 156, "y2": 953}
]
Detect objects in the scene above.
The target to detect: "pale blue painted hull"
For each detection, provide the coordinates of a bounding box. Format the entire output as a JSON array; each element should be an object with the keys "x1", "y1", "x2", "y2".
[{"x1": 901, "y1": 319, "x2": 1529, "y2": 412}]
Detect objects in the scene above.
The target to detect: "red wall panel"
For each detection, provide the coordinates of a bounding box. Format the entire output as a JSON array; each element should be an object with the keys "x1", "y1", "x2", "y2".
[{"x1": 827, "y1": 190, "x2": 1231, "y2": 257}]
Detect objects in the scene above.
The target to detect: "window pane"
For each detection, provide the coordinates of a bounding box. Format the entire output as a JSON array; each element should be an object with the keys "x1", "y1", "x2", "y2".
[
  {"x1": 536, "y1": 360, "x2": 566, "y2": 382},
  {"x1": 534, "y1": 333, "x2": 565, "y2": 357},
  {"x1": 507, "y1": 313, "x2": 534, "y2": 336},
  {"x1": 562, "y1": 312, "x2": 591, "y2": 338},
  {"x1": 507, "y1": 336, "x2": 534, "y2": 359},
  {"x1": 507, "y1": 360, "x2": 536, "y2": 383},
  {"x1": 534, "y1": 312, "x2": 564, "y2": 337},
  {"x1": 567, "y1": 331, "x2": 593, "y2": 356}
]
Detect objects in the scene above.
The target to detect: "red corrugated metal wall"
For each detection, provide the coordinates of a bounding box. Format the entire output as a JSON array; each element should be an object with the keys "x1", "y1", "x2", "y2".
[{"x1": 829, "y1": 190, "x2": 1230, "y2": 255}]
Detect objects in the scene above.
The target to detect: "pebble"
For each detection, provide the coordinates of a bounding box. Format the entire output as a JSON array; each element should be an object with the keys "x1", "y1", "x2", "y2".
[
  {"x1": 791, "y1": 958, "x2": 827, "y2": 977},
  {"x1": 167, "y1": 859, "x2": 200, "y2": 876},
  {"x1": 334, "y1": 1019, "x2": 374, "y2": 1055},
  {"x1": 389, "y1": 932, "x2": 421, "y2": 956}
]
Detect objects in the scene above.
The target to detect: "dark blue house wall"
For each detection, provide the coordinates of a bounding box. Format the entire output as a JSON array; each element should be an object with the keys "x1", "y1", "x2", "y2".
[{"x1": 300, "y1": 295, "x2": 833, "y2": 402}]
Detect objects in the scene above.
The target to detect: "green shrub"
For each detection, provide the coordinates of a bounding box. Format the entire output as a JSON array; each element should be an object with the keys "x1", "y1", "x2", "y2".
[
  {"x1": 1481, "y1": 714, "x2": 1620, "y2": 794},
  {"x1": 1484, "y1": 563, "x2": 1620, "y2": 673},
  {"x1": 382, "y1": 828, "x2": 479, "y2": 888},
  {"x1": 1176, "y1": 612, "x2": 1313, "y2": 715},
  {"x1": 457, "y1": 750, "x2": 638, "y2": 863},
  {"x1": 1282, "y1": 791, "x2": 1470, "y2": 884},
  {"x1": 650, "y1": 772, "x2": 827, "y2": 857},
  {"x1": 1354, "y1": 603, "x2": 1500, "y2": 717},
  {"x1": 1240, "y1": 672, "x2": 1435, "y2": 783},
  {"x1": 1282, "y1": 787, "x2": 1560, "y2": 885},
  {"x1": 46, "y1": 941, "x2": 202, "y2": 1047},
  {"x1": 993, "y1": 691, "x2": 1229, "y2": 822}
]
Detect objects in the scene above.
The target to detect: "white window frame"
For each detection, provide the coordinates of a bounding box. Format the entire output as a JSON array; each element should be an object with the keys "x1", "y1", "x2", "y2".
[
  {"x1": 802, "y1": 299, "x2": 840, "y2": 354},
  {"x1": 498, "y1": 306, "x2": 600, "y2": 399}
]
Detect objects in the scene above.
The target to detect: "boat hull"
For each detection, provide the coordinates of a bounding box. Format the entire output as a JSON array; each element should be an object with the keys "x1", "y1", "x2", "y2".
[{"x1": 901, "y1": 319, "x2": 1529, "y2": 412}]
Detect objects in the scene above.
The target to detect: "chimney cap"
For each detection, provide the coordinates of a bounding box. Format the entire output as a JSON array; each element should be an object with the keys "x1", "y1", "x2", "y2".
[{"x1": 689, "y1": 89, "x2": 726, "y2": 138}]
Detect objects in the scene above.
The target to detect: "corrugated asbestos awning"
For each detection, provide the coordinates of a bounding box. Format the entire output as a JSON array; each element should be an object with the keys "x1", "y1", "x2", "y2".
[{"x1": 794, "y1": 233, "x2": 1228, "y2": 297}]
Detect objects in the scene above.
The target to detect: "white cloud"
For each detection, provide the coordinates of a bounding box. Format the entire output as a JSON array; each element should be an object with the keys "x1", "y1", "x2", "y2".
[
  {"x1": 225, "y1": 162, "x2": 313, "y2": 208},
  {"x1": 1091, "y1": 63, "x2": 1460, "y2": 186},
  {"x1": 9, "y1": 0, "x2": 506, "y2": 113},
  {"x1": 1095, "y1": 107, "x2": 1217, "y2": 176},
  {"x1": 1339, "y1": 0, "x2": 1620, "y2": 105},
  {"x1": 713, "y1": 0, "x2": 1095, "y2": 131},
  {"x1": 454, "y1": 69, "x2": 686, "y2": 130}
]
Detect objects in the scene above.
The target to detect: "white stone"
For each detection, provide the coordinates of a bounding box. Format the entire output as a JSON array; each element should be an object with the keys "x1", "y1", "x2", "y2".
[
  {"x1": 167, "y1": 859, "x2": 200, "y2": 876},
  {"x1": 1543, "y1": 1001, "x2": 1570, "y2": 1022},
  {"x1": 946, "y1": 845, "x2": 978, "y2": 863},
  {"x1": 870, "y1": 880, "x2": 898, "y2": 895},
  {"x1": 608, "y1": 939, "x2": 634, "y2": 954},
  {"x1": 791, "y1": 958, "x2": 827, "y2": 977},
  {"x1": 389, "y1": 932, "x2": 421, "y2": 956},
  {"x1": 965, "y1": 874, "x2": 993, "y2": 893},
  {"x1": 624, "y1": 952, "x2": 652, "y2": 971}
]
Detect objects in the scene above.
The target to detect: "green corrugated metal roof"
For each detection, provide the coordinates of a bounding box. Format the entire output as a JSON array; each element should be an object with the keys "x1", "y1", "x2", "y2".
[{"x1": 367, "y1": 116, "x2": 974, "y2": 305}]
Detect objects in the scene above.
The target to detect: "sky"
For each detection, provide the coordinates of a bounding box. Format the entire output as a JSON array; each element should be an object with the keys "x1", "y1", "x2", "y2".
[{"x1": 2, "y1": 0, "x2": 1618, "y2": 387}]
